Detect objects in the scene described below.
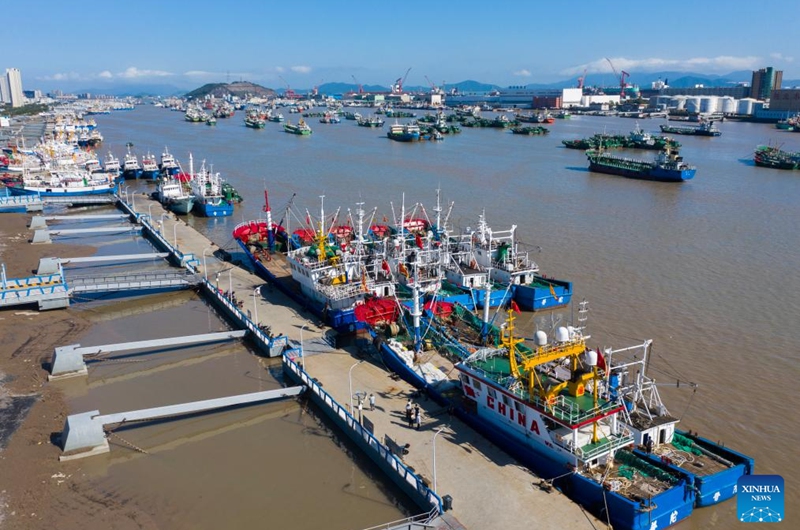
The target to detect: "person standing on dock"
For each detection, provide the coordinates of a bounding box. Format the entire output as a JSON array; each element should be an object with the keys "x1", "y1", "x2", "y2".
[
  {"x1": 369, "y1": 393, "x2": 375, "y2": 411},
  {"x1": 414, "y1": 407, "x2": 421, "y2": 430},
  {"x1": 405, "y1": 399, "x2": 413, "y2": 426}
]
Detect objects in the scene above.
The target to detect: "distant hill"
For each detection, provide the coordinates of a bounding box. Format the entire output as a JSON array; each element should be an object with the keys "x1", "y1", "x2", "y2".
[{"x1": 184, "y1": 81, "x2": 275, "y2": 100}]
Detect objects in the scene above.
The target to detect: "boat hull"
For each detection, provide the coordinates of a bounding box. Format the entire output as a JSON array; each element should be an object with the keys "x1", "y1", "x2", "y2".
[
  {"x1": 194, "y1": 200, "x2": 233, "y2": 217},
  {"x1": 167, "y1": 197, "x2": 194, "y2": 215},
  {"x1": 7, "y1": 183, "x2": 117, "y2": 196},
  {"x1": 636, "y1": 430, "x2": 754, "y2": 507},
  {"x1": 514, "y1": 276, "x2": 573, "y2": 311},
  {"x1": 589, "y1": 161, "x2": 695, "y2": 182}
]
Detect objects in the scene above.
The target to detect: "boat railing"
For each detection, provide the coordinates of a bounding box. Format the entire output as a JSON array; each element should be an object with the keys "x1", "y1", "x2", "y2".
[
  {"x1": 577, "y1": 432, "x2": 635, "y2": 460},
  {"x1": 283, "y1": 354, "x2": 444, "y2": 515}
]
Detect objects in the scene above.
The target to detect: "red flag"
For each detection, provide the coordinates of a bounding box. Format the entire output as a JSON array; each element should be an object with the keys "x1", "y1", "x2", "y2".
[
  {"x1": 415, "y1": 233, "x2": 423, "y2": 249},
  {"x1": 596, "y1": 348, "x2": 607, "y2": 372},
  {"x1": 510, "y1": 300, "x2": 521, "y2": 314},
  {"x1": 381, "y1": 260, "x2": 391, "y2": 274},
  {"x1": 263, "y1": 190, "x2": 270, "y2": 212},
  {"x1": 305, "y1": 214, "x2": 311, "y2": 225}
]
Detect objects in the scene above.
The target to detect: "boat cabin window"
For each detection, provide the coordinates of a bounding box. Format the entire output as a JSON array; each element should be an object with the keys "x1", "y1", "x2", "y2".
[
  {"x1": 459, "y1": 374, "x2": 469, "y2": 386},
  {"x1": 502, "y1": 395, "x2": 510, "y2": 407},
  {"x1": 513, "y1": 401, "x2": 524, "y2": 413},
  {"x1": 659, "y1": 429, "x2": 667, "y2": 444},
  {"x1": 487, "y1": 388, "x2": 497, "y2": 400},
  {"x1": 472, "y1": 379, "x2": 482, "y2": 390}
]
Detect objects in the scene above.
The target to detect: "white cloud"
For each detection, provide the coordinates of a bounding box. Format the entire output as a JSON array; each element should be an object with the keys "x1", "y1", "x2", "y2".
[
  {"x1": 770, "y1": 52, "x2": 794, "y2": 63},
  {"x1": 118, "y1": 67, "x2": 173, "y2": 79},
  {"x1": 563, "y1": 55, "x2": 762, "y2": 76},
  {"x1": 513, "y1": 69, "x2": 531, "y2": 77},
  {"x1": 290, "y1": 65, "x2": 311, "y2": 74},
  {"x1": 275, "y1": 66, "x2": 285, "y2": 73},
  {"x1": 98, "y1": 71, "x2": 113, "y2": 79},
  {"x1": 39, "y1": 72, "x2": 82, "y2": 81}
]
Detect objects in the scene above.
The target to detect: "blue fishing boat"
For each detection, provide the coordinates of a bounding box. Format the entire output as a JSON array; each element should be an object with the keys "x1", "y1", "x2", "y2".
[
  {"x1": 121, "y1": 143, "x2": 142, "y2": 179},
  {"x1": 188, "y1": 154, "x2": 233, "y2": 217}
]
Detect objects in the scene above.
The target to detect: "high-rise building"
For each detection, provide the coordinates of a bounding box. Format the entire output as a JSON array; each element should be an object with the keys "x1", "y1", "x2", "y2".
[
  {"x1": 750, "y1": 67, "x2": 783, "y2": 100},
  {"x1": 0, "y1": 75, "x2": 10, "y2": 104},
  {"x1": 6, "y1": 68, "x2": 24, "y2": 107}
]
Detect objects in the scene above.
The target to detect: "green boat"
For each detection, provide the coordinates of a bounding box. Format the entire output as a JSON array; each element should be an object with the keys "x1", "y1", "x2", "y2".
[
  {"x1": 284, "y1": 119, "x2": 313, "y2": 135},
  {"x1": 511, "y1": 126, "x2": 549, "y2": 135}
]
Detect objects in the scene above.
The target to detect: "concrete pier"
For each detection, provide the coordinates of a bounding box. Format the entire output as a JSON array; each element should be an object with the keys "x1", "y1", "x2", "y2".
[
  {"x1": 49, "y1": 330, "x2": 249, "y2": 379},
  {"x1": 60, "y1": 386, "x2": 305, "y2": 461}
]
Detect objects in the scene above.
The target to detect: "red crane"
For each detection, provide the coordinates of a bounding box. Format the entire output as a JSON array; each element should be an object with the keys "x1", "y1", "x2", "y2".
[
  {"x1": 604, "y1": 58, "x2": 629, "y2": 97},
  {"x1": 393, "y1": 67, "x2": 412, "y2": 93},
  {"x1": 577, "y1": 68, "x2": 587, "y2": 89},
  {"x1": 278, "y1": 75, "x2": 298, "y2": 100}
]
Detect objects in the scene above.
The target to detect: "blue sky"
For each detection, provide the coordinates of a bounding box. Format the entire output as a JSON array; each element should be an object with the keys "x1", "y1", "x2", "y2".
[{"x1": 4, "y1": 0, "x2": 797, "y2": 92}]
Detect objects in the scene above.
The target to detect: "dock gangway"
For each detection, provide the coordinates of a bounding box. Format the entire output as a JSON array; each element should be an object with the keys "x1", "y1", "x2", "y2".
[{"x1": 67, "y1": 270, "x2": 202, "y2": 295}]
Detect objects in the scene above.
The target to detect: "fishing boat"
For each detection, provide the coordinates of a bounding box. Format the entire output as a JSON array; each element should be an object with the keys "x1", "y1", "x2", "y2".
[
  {"x1": 601, "y1": 340, "x2": 755, "y2": 507},
  {"x1": 6, "y1": 168, "x2": 118, "y2": 196},
  {"x1": 103, "y1": 151, "x2": 121, "y2": 174},
  {"x1": 586, "y1": 146, "x2": 696, "y2": 182},
  {"x1": 140, "y1": 152, "x2": 160, "y2": 180},
  {"x1": 121, "y1": 144, "x2": 142, "y2": 179},
  {"x1": 511, "y1": 126, "x2": 549, "y2": 135},
  {"x1": 206, "y1": 116, "x2": 217, "y2": 126},
  {"x1": 268, "y1": 112, "x2": 285, "y2": 123},
  {"x1": 87, "y1": 130, "x2": 104, "y2": 147},
  {"x1": 159, "y1": 147, "x2": 180, "y2": 176},
  {"x1": 284, "y1": 119, "x2": 313, "y2": 135},
  {"x1": 188, "y1": 154, "x2": 234, "y2": 217},
  {"x1": 467, "y1": 213, "x2": 572, "y2": 311},
  {"x1": 155, "y1": 172, "x2": 194, "y2": 215},
  {"x1": 659, "y1": 120, "x2": 721, "y2": 137},
  {"x1": 233, "y1": 193, "x2": 397, "y2": 333},
  {"x1": 753, "y1": 145, "x2": 800, "y2": 170},
  {"x1": 319, "y1": 112, "x2": 341, "y2": 124},
  {"x1": 356, "y1": 115, "x2": 385, "y2": 128},
  {"x1": 244, "y1": 112, "x2": 266, "y2": 129},
  {"x1": 387, "y1": 122, "x2": 421, "y2": 142},
  {"x1": 625, "y1": 124, "x2": 681, "y2": 150}
]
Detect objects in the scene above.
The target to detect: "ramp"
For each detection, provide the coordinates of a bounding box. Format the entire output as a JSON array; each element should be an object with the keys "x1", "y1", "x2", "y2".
[
  {"x1": 50, "y1": 330, "x2": 248, "y2": 379},
  {"x1": 60, "y1": 386, "x2": 305, "y2": 460}
]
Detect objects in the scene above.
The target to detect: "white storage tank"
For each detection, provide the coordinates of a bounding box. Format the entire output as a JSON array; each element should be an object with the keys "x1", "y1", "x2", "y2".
[
  {"x1": 738, "y1": 98, "x2": 756, "y2": 115},
  {"x1": 685, "y1": 97, "x2": 702, "y2": 113},
  {"x1": 720, "y1": 97, "x2": 737, "y2": 114},
  {"x1": 672, "y1": 96, "x2": 686, "y2": 110},
  {"x1": 700, "y1": 96, "x2": 717, "y2": 114}
]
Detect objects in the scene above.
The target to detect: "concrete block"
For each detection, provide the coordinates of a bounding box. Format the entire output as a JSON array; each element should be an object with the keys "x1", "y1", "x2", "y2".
[
  {"x1": 39, "y1": 295, "x2": 70, "y2": 311},
  {"x1": 49, "y1": 344, "x2": 87, "y2": 378},
  {"x1": 60, "y1": 410, "x2": 109, "y2": 460},
  {"x1": 29, "y1": 215, "x2": 47, "y2": 229},
  {"x1": 25, "y1": 202, "x2": 44, "y2": 212},
  {"x1": 31, "y1": 229, "x2": 51, "y2": 244},
  {"x1": 37, "y1": 257, "x2": 61, "y2": 275}
]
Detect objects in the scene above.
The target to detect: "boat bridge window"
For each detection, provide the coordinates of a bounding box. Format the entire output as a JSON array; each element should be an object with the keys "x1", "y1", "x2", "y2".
[
  {"x1": 502, "y1": 395, "x2": 510, "y2": 407},
  {"x1": 487, "y1": 388, "x2": 497, "y2": 400},
  {"x1": 472, "y1": 379, "x2": 482, "y2": 391}
]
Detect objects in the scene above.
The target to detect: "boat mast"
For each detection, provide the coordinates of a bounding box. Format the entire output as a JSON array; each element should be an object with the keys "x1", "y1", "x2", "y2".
[{"x1": 264, "y1": 189, "x2": 274, "y2": 251}]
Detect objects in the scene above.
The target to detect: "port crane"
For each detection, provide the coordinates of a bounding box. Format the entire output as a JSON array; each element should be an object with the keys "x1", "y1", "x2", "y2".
[
  {"x1": 577, "y1": 68, "x2": 587, "y2": 90},
  {"x1": 604, "y1": 58, "x2": 629, "y2": 97},
  {"x1": 424, "y1": 75, "x2": 442, "y2": 94},
  {"x1": 392, "y1": 67, "x2": 412, "y2": 94},
  {"x1": 351, "y1": 75, "x2": 364, "y2": 94},
  {"x1": 278, "y1": 75, "x2": 299, "y2": 100}
]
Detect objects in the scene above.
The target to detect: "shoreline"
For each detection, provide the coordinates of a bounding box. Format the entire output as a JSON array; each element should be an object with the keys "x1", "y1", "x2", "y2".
[{"x1": 0, "y1": 212, "x2": 160, "y2": 530}]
